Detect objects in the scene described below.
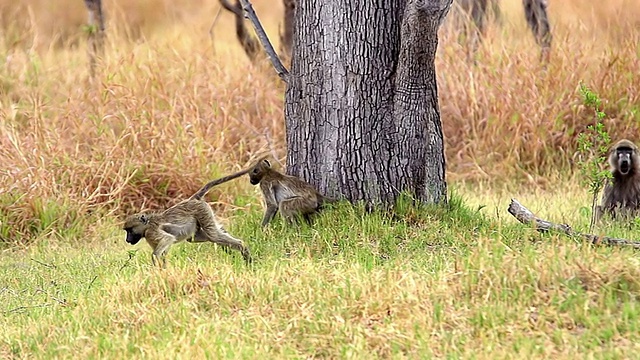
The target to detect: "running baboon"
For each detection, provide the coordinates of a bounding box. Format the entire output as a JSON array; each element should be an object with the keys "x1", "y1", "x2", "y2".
[
  {"x1": 596, "y1": 139, "x2": 640, "y2": 221},
  {"x1": 123, "y1": 173, "x2": 252, "y2": 267},
  {"x1": 248, "y1": 158, "x2": 333, "y2": 227}
]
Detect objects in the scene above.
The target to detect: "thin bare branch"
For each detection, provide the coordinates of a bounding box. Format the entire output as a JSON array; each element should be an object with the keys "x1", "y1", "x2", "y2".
[
  {"x1": 31, "y1": 258, "x2": 57, "y2": 269},
  {"x1": 220, "y1": 0, "x2": 242, "y2": 15},
  {"x1": 237, "y1": 0, "x2": 290, "y2": 81},
  {"x1": 508, "y1": 198, "x2": 640, "y2": 249},
  {"x1": 209, "y1": 5, "x2": 223, "y2": 55},
  {"x1": 218, "y1": 0, "x2": 262, "y2": 62}
]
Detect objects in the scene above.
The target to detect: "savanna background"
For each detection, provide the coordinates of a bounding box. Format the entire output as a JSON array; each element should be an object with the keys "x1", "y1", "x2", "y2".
[{"x1": 1, "y1": 0, "x2": 639, "y2": 358}]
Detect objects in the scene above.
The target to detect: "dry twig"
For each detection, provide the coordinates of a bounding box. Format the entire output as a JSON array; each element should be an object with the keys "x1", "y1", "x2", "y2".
[{"x1": 508, "y1": 198, "x2": 640, "y2": 249}]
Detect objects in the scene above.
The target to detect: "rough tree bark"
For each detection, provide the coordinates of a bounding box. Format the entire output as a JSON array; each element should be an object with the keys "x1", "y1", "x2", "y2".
[
  {"x1": 83, "y1": 0, "x2": 106, "y2": 79},
  {"x1": 285, "y1": 0, "x2": 450, "y2": 206}
]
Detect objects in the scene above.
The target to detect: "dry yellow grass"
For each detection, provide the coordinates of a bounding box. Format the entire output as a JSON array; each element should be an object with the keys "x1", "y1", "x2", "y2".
[
  {"x1": 2, "y1": 3, "x2": 640, "y2": 358},
  {"x1": 0, "y1": 0, "x2": 638, "y2": 236}
]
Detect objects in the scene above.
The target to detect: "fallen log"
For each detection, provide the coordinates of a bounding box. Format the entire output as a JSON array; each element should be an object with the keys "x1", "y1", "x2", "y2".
[{"x1": 507, "y1": 198, "x2": 640, "y2": 249}]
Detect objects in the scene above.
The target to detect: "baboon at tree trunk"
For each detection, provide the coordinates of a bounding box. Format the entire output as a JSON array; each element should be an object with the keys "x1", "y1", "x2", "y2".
[{"x1": 248, "y1": 158, "x2": 333, "y2": 227}]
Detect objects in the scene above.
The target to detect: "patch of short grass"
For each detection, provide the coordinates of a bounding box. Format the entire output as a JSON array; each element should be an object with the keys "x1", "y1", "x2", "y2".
[{"x1": 2, "y1": 192, "x2": 640, "y2": 359}]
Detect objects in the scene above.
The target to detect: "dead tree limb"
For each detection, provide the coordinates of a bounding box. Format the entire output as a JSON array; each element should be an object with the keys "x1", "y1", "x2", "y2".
[
  {"x1": 452, "y1": 0, "x2": 551, "y2": 62},
  {"x1": 83, "y1": 0, "x2": 106, "y2": 79},
  {"x1": 523, "y1": 0, "x2": 552, "y2": 62},
  {"x1": 237, "y1": 0, "x2": 290, "y2": 81},
  {"x1": 279, "y1": 0, "x2": 295, "y2": 59},
  {"x1": 508, "y1": 198, "x2": 640, "y2": 249},
  {"x1": 218, "y1": 0, "x2": 262, "y2": 61}
]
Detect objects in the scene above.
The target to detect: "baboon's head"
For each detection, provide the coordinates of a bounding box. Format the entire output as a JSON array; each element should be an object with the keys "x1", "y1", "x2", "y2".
[
  {"x1": 610, "y1": 139, "x2": 639, "y2": 177},
  {"x1": 249, "y1": 159, "x2": 271, "y2": 185},
  {"x1": 122, "y1": 213, "x2": 150, "y2": 245}
]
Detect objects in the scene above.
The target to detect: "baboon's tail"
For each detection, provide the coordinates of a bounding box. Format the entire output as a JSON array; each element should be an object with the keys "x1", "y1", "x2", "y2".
[{"x1": 190, "y1": 169, "x2": 251, "y2": 200}]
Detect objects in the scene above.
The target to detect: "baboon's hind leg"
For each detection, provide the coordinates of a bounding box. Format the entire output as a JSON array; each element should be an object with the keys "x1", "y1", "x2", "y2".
[
  {"x1": 198, "y1": 226, "x2": 252, "y2": 263},
  {"x1": 279, "y1": 196, "x2": 319, "y2": 224},
  {"x1": 195, "y1": 205, "x2": 252, "y2": 263}
]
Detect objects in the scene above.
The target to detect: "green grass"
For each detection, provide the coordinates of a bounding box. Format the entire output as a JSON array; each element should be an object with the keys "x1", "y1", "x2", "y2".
[
  {"x1": 0, "y1": 0, "x2": 638, "y2": 357},
  {"x1": 2, "y1": 189, "x2": 640, "y2": 359}
]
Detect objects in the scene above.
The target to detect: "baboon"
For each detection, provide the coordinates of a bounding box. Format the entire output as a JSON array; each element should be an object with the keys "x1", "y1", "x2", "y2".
[
  {"x1": 123, "y1": 171, "x2": 252, "y2": 267},
  {"x1": 596, "y1": 139, "x2": 640, "y2": 221},
  {"x1": 248, "y1": 158, "x2": 333, "y2": 227}
]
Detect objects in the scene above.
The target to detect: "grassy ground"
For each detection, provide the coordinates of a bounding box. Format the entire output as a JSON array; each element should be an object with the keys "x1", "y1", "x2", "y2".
[
  {"x1": 1, "y1": 0, "x2": 640, "y2": 358},
  {"x1": 2, "y1": 188, "x2": 640, "y2": 358}
]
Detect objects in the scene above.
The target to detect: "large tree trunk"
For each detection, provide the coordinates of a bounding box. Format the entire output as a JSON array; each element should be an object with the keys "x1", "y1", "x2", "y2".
[{"x1": 285, "y1": 0, "x2": 450, "y2": 206}]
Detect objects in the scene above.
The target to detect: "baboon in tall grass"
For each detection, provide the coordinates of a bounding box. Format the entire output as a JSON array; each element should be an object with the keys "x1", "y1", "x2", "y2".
[{"x1": 596, "y1": 139, "x2": 640, "y2": 221}]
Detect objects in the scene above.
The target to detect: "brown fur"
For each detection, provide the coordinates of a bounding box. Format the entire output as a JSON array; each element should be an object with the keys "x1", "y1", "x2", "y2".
[
  {"x1": 249, "y1": 158, "x2": 333, "y2": 227},
  {"x1": 597, "y1": 139, "x2": 640, "y2": 221},
  {"x1": 123, "y1": 176, "x2": 252, "y2": 267}
]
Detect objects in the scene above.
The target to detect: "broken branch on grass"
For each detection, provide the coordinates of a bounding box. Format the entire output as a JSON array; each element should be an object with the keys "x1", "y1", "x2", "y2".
[
  {"x1": 508, "y1": 198, "x2": 640, "y2": 249},
  {"x1": 4, "y1": 303, "x2": 52, "y2": 315},
  {"x1": 31, "y1": 258, "x2": 57, "y2": 269},
  {"x1": 237, "y1": 0, "x2": 290, "y2": 81}
]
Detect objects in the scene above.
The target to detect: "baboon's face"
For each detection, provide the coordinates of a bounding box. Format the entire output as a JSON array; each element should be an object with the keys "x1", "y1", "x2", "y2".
[
  {"x1": 249, "y1": 160, "x2": 270, "y2": 185},
  {"x1": 616, "y1": 147, "x2": 634, "y2": 176},
  {"x1": 122, "y1": 214, "x2": 148, "y2": 245}
]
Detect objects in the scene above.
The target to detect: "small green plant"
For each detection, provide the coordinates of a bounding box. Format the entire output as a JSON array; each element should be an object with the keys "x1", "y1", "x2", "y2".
[
  {"x1": 82, "y1": 24, "x2": 99, "y2": 35},
  {"x1": 576, "y1": 83, "x2": 611, "y2": 231}
]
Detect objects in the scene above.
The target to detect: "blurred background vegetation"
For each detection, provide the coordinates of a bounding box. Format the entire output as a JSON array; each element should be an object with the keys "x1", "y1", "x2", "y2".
[{"x1": 0, "y1": 0, "x2": 638, "y2": 241}]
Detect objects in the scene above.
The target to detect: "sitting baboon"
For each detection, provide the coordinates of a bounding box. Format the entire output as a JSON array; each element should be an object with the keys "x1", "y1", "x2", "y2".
[
  {"x1": 596, "y1": 139, "x2": 640, "y2": 221},
  {"x1": 248, "y1": 158, "x2": 334, "y2": 227}
]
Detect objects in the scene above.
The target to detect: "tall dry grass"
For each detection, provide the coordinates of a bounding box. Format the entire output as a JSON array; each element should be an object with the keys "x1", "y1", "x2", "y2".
[
  {"x1": 0, "y1": 0, "x2": 638, "y2": 241},
  {"x1": 440, "y1": 0, "x2": 640, "y2": 181}
]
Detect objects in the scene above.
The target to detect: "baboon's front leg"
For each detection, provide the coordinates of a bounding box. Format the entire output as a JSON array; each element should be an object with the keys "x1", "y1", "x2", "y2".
[
  {"x1": 261, "y1": 205, "x2": 278, "y2": 227},
  {"x1": 151, "y1": 234, "x2": 176, "y2": 268}
]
